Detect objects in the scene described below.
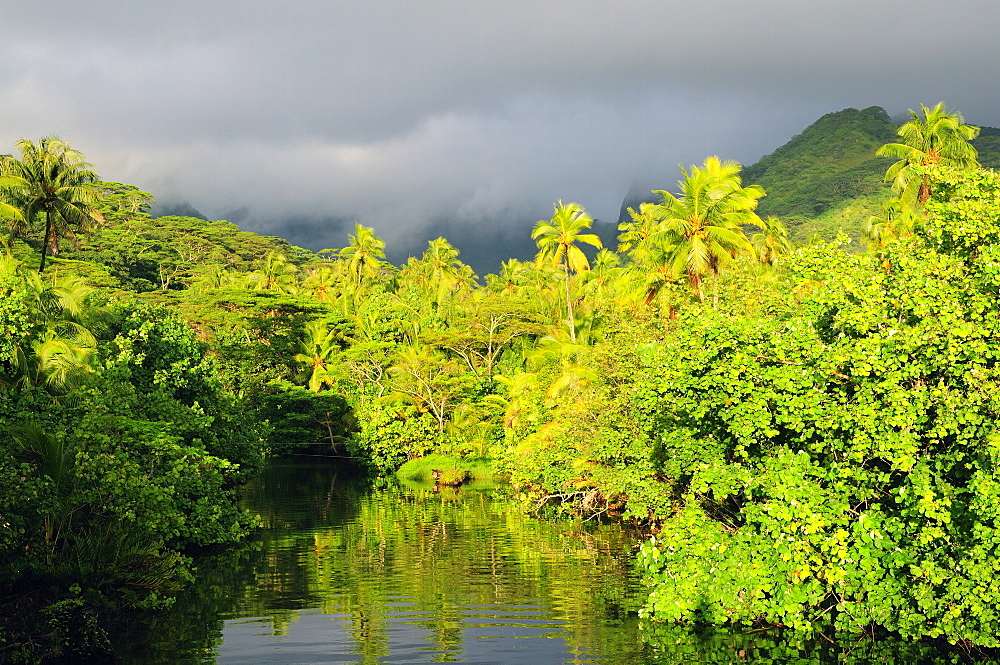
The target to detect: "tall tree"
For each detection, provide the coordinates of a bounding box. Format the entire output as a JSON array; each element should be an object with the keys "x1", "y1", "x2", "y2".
[
  {"x1": 876, "y1": 102, "x2": 980, "y2": 208},
  {"x1": 751, "y1": 216, "x2": 793, "y2": 266},
  {"x1": 402, "y1": 237, "x2": 476, "y2": 312},
  {"x1": 863, "y1": 198, "x2": 919, "y2": 251},
  {"x1": 532, "y1": 201, "x2": 602, "y2": 342},
  {"x1": 294, "y1": 319, "x2": 341, "y2": 392},
  {"x1": 640, "y1": 156, "x2": 762, "y2": 301},
  {"x1": 0, "y1": 136, "x2": 104, "y2": 272},
  {"x1": 618, "y1": 205, "x2": 680, "y2": 306},
  {"x1": 329, "y1": 223, "x2": 388, "y2": 316},
  {"x1": 334, "y1": 222, "x2": 387, "y2": 287}
]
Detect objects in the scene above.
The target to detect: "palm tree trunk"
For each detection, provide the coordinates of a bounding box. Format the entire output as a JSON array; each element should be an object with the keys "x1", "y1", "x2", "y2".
[
  {"x1": 689, "y1": 273, "x2": 704, "y2": 302},
  {"x1": 918, "y1": 177, "x2": 932, "y2": 205},
  {"x1": 564, "y1": 260, "x2": 575, "y2": 342},
  {"x1": 38, "y1": 210, "x2": 52, "y2": 273}
]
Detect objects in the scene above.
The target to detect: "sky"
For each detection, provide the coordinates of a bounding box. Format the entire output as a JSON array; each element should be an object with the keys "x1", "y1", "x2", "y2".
[{"x1": 2, "y1": 1, "x2": 999, "y2": 271}]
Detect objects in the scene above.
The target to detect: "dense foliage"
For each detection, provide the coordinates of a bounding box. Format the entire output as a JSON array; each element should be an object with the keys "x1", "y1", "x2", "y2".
[
  {"x1": 0, "y1": 253, "x2": 265, "y2": 659},
  {"x1": 637, "y1": 166, "x2": 1000, "y2": 646}
]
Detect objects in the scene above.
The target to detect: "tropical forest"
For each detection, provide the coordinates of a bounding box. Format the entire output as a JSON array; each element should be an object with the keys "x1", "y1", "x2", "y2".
[{"x1": 5, "y1": 103, "x2": 1000, "y2": 663}]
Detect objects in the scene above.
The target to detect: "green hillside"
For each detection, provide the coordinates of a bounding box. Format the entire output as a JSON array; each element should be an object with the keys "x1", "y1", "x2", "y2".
[
  {"x1": 742, "y1": 106, "x2": 897, "y2": 221},
  {"x1": 742, "y1": 106, "x2": 1000, "y2": 246}
]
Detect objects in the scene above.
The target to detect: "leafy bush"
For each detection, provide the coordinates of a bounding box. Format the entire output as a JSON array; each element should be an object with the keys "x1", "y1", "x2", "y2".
[{"x1": 637, "y1": 166, "x2": 1000, "y2": 645}]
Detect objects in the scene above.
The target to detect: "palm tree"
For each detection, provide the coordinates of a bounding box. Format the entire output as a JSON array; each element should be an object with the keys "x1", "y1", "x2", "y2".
[
  {"x1": 641, "y1": 156, "x2": 762, "y2": 301},
  {"x1": 580, "y1": 249, "x2": 622, "y2": 304},
  {"x1": 330, "y1": 223, "x2": 388, "y2": 316},
  {"x1": 335, "y1": 222, "x2": 386, "y2": 287},
  {"x1": 863, "y1": 199, "x2": 919, "y2": 251},
  {"x1": 0, "y1": 257, "x2": 100, "y2": 393},
  {"x1": 631, "y1": 243, "x2": 681, "y2": 306},
  {"x1": 0, "y1": 176, "x2": 24, "y2": 238},
  {"x1": 489, "y1": 371, "x2": 540, "y2": 430},
  {"x1": 751, "y1": 216, "x2": 793, "y2": 266},
  {"x1": 294, "y1": 319, "x2": 341, "y2": 392},
  {"x1": 246, "y1": 251, "x2": 299, "y2": 293},
  {"x1": 617, "y1": 205, "x2": 660, "y2": 256},
  {"x1": 876, "y1": 102, "x2": 980, "y2": 208},
  {"x1": 27, "y1": 326, "x2": 97, "y2": 391},
  {"x1": 528, "y1": 332, "x2": 598, "y2": 405},
  {"x1": 617, "y1": 205, "x2": 681, "y2": 306},
  {"x1": 532, "y1": 201, "x2": 602, "y2": 342},
  {"x1": 0, "y1": 136, "x2": 104, "y2": 272},
  {"x1": 302, "y1": 265, "x2": 340, "y2": 303},
  {"x1": 415, "y1": 237, "x2": 476, "y2": 310},
  {"x1": 498, "y1": 259, "x2": 529, "y2": 290}
]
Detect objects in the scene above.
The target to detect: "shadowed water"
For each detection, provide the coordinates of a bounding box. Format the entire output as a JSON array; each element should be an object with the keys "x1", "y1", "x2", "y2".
[{"x1": 116, "y1": 458, "x2": 652, "y2": 663}]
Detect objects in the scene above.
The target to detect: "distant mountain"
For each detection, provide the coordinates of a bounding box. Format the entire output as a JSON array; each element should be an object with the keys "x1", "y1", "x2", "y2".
[
  {"x1": 149, "y1": 200, "x2": 208, "y2": 220},
  {"x1": 742, "y1": 107, "x2": 896, "y2": 220},
  {"x1": 973, "y1": 126, "x2": 1000, "y2": 170},
  {"x1": 387, "y1": 214, "x2": 618, "y2": 278}
]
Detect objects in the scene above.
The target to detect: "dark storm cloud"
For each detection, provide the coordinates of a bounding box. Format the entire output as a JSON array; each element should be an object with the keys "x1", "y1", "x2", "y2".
[{"x1": 2, "y1": 1, "x2": 998, "y2": 262}]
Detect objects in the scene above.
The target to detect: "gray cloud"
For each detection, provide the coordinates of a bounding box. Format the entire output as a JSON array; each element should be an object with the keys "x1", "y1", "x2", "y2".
[{"x1": 2, "y1": 1, "x2": 998, "y2": 266}]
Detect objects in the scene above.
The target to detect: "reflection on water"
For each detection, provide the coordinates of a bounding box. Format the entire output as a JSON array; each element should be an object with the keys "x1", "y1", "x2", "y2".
[
  {"x1": 117, "y1": 459, "x2": 651, "y2": 664},
  {"x1": 116, "y1": 459, "x2": 998, "y2": 664}
]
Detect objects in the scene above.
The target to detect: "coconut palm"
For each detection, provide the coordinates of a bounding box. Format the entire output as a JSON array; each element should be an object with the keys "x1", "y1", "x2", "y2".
[
  {"x1": 335, "y1": 222, "x2": 386, "y2": 287},
  {"x1": 528, "y1": 332, "x2": 598, "y2": 405},
  {"x1": 329, "y1": 223, "x2": 389, "y2": 316},
  {"x1": 532, "y1": 201, "x2": 602, "y2": 342},
  {"x1": 751, "y1": 216, "x2": 793, "y2": 266},
  {"x1": 0, "y1": 136, "x2": 104, "y2": 272},
  {"x1": 192, "y1": 265, "x2": 241, "y2": 291},
  {"x1": 302, "y1": 265, "x2": 340, "y2": 303},
  {"x1": 0, "y1": 259, "x2": 100, "y2": 393},
  {"x1": 0, "y1": 176, "x2": 24, "y2": 236},
  {"x1": 876, "y1": 102, "x2": 980, "y2": 208},
  {"x1": 406, "y1": 237, "x2": 476, "y2": 311},
  {"x1": 294, "y1": 319, "x2": 341, "y2": 392},
  {"x1": 246, "y1": 251, "x2": 299, "y2": 293},
  {"x1": 641, "y1": 156, "x2": 762, "y2": 301},
  {"x1": 580, "y1": 249, "x2": 622, "y2": 304},
  {"x1": 488, "y1": 371, "x2": 541, "y2": 430},
  {"x1": 863, "y1": 199, "x2": 919, "y2": 250},
  {"x1": 28, "y1": 326, "x2": 97, "y2": 391},
  {"x1": 617, "y1": 205, "x2": 682, "y2": 306},
  {"x1": 631, "y1": 243, "x2": 682, "y2": 306},
  {"x1": 617, "y1": 205, "x2": 660, "y2": 256},
  {"x1": 486, "y1": 259, "x2": 530, "y2": 294}
]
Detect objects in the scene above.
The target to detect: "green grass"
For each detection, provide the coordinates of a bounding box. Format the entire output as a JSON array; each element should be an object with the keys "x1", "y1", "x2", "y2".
[
  {"x1": 783, "y1": 190, "x2": 891, "y2": 248},
  {"x1": 395, "y1": 454, "x2": 494, "y2": 486}
]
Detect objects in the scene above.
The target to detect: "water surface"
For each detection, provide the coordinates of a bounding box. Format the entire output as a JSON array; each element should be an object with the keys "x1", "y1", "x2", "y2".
[{"x1": 119, "y1": 459, "x2": 651, "y2": 663}]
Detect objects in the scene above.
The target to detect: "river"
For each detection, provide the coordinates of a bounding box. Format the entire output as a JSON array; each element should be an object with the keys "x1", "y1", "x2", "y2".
[{"x1": 114, "y1": 458, "x2": 993, "y2": 664}]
